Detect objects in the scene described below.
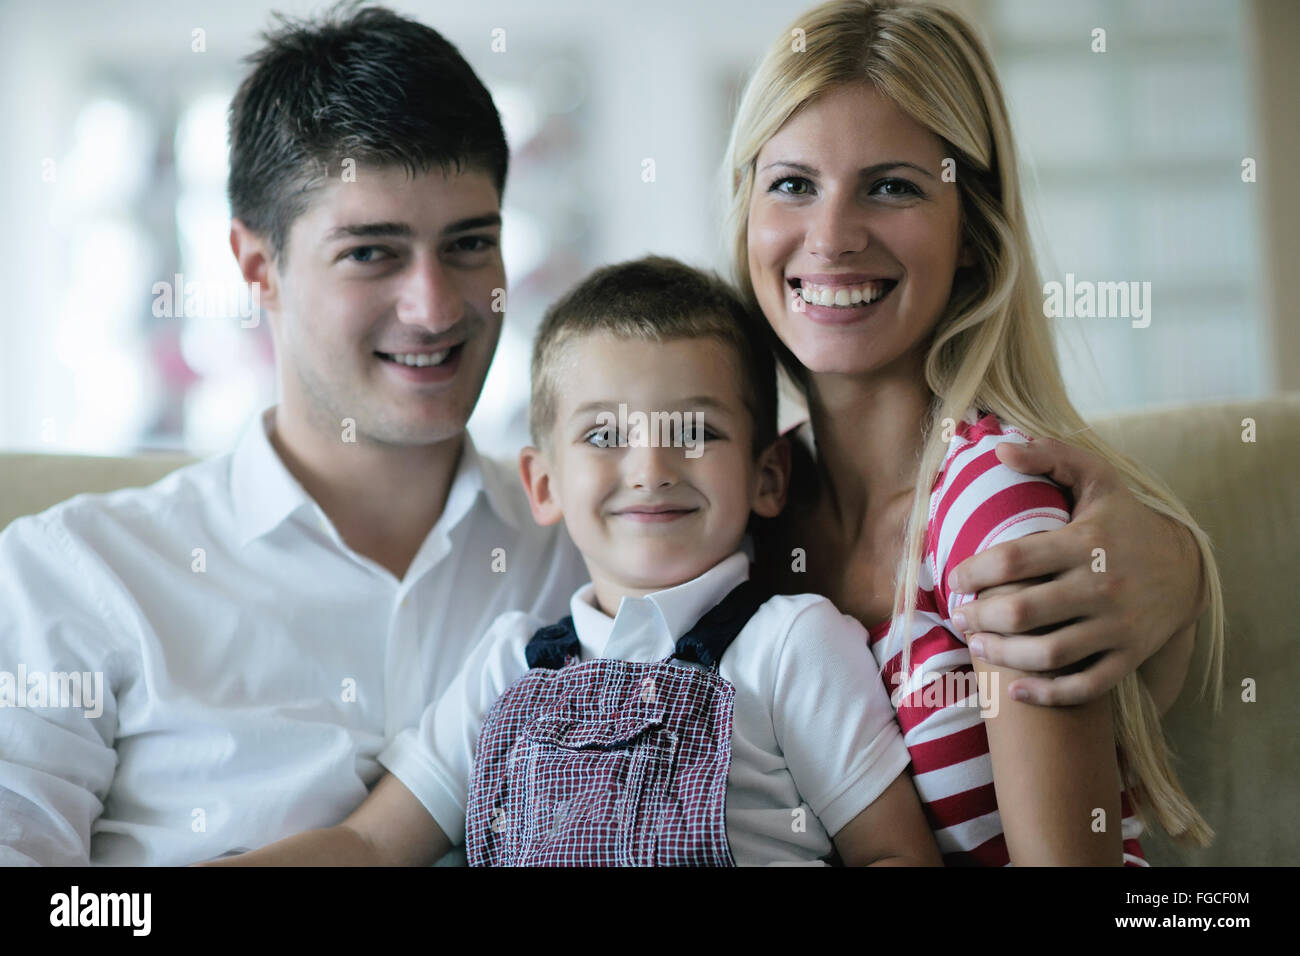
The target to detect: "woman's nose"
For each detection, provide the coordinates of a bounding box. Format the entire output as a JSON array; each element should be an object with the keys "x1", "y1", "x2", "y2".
[{"x1": 806, "y1": 194, "x2": 869, "y2": 260}]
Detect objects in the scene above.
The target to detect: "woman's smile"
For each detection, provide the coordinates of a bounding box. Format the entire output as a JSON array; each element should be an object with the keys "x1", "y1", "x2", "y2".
[{"x1": 788, "y1": 275, "x2": 901, "y2": 325}]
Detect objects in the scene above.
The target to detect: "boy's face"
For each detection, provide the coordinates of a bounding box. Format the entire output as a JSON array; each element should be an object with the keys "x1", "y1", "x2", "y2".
[
  {"x1": 233, "y1": 163, "x2": 505, "y2": 447},
  {"x1": 519, "y1": 333, "x2": 788, "y2": 604}
]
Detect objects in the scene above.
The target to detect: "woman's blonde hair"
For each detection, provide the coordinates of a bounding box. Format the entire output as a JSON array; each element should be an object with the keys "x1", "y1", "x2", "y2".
[{"x1": 722, "y1": 0, "x2": 1224, "y2": 847}]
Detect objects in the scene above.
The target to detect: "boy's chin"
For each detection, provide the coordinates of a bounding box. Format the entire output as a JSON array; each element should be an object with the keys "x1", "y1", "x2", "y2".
[{"x1": 605, "y1": 545, "x2": 728, "y2": 591}]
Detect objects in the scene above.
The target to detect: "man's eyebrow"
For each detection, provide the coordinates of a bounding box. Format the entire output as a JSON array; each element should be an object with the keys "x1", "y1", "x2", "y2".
[
  {"x1": 757, "y1": 160, "x2": 937, "y2": 180},
  {"x1": 323, "y1": 213, "x2": 502, "y2": 243}
]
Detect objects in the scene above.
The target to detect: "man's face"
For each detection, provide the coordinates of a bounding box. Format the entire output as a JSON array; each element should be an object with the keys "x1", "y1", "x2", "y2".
[{"x1": 267, "y1": 164, "x2": 505, "y2": 446}]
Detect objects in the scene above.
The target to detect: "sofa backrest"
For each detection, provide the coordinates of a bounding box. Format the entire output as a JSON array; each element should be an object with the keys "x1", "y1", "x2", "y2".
[{"x1": 1090, "y1": 393, "x2": 1300, "y2": 864}]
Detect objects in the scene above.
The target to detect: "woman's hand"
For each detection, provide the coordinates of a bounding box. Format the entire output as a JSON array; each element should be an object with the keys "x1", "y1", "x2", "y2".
[{"x1": 946, "y1": 438, "x2": 1206, "y2": 708}]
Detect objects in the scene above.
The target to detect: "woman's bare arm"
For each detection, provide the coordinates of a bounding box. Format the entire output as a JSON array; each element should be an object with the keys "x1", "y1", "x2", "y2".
[{"x1": 972, "y1": 652, "x2": 1124, "y2": 865}]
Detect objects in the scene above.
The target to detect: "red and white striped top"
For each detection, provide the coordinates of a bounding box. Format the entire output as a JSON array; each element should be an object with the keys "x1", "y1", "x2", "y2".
[{"x1": 864, "y1": 410, "x2": 1147, "y2": 866}]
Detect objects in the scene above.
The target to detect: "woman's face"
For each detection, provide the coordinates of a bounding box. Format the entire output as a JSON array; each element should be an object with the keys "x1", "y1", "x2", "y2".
[{"x1": 747, "y1": 81, "x2": 969, "y2": 380}]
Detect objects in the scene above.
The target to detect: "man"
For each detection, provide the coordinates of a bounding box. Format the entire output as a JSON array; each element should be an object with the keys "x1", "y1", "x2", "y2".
[{"x1": 0, "y1": 6, "x2": 586, "y2": 866}]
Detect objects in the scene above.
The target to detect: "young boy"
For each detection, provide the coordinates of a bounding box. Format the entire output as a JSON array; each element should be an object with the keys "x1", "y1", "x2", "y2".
[{"x1": 209, "y1": 256, "x2": 941, "y2": 866}]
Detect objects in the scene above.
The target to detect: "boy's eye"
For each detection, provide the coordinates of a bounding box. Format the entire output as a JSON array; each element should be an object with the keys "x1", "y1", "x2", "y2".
[
  {"x1": 583, "y1": 426, "x2": 617, "y2": 448},
  {"x1": 681, "y1": 422, "x2": 720, "y2": 442}
]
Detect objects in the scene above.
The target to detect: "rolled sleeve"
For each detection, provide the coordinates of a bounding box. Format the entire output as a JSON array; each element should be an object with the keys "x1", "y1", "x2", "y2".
[
  {"x1": 377, "y1": 611, "x2": 538, "y2": 846},
  {"x1": 772, "y1": 598, "x2": 911, "y2": 837}
]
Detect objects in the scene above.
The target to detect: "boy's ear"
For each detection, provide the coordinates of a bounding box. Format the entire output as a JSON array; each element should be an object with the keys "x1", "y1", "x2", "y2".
[
  {"x1": 230, "y1": 218, "x2": 281, "y2": 315},
  {"x1": 750, "y1": 435, "x2": 790, "y2": 520},
  {"x1": 518, "y1": 445, "x2": 564, "y2": 527}
]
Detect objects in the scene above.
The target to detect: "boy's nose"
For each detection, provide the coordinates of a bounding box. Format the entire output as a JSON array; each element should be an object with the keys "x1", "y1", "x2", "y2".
[{"x1": 625, "y1": 443, "x2": 678, "y2": 491}]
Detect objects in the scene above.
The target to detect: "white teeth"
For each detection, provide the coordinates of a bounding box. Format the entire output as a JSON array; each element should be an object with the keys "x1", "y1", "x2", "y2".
[
  {"x1": 798, "y1": 280, "x2": 892, "y2": 307},
  {"x1": 389, "y1": 350, "x2": 451, "y2": 367}
]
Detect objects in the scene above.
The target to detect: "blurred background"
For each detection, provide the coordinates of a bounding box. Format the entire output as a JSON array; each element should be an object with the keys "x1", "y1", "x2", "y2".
[{"x1": 0, "y1": 0, "x2": 1294, "y2": 459}]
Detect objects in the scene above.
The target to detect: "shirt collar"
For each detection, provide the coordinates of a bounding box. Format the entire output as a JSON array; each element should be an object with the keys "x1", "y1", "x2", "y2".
[
  {"x1": 231, "y1": 405, "x2": 521, "y2": 547},
  {"x1": 568, "y1": 551, "x2": 751, "y2": 661},
  {"x1": 230, "y1": 407, "x2": 313, "y2": 546},
  {"x1": 461, "y1": 437, "x2": 524, "y2": 532}
]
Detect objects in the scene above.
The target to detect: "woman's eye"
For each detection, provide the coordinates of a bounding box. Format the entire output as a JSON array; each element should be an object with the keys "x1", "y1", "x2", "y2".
[
  {"x1": 770, "y1": 176, "x2": 813, "y2": 197},
  {"x1": 872, "y1": 178, "x2": 921, "y2": 198}
]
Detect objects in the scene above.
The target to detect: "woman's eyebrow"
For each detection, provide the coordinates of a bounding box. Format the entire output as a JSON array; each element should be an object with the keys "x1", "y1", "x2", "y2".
[{"x1": 759, "y1": 160, "x2": 937, "y2": 180}]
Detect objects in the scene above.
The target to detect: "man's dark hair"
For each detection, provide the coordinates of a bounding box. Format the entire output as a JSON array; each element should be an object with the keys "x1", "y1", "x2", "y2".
[
  {"x1": 227, "y1": 2, "x2": 508, "y2": 261},
  {"x1": 529, "y1": 256, "x2": 779, "y2": 457}
]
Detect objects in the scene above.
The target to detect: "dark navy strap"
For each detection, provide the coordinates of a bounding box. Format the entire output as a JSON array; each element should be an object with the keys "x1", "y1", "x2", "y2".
[
  {"x1": 671, "y1": 579, "x2": 769, "y2": 671},
  {"x1": 525, "y1": 616, "x2": 580, "y2": 670},
  {"x1": 523, "y1": 579, "x2": 770, "y2": 673}
]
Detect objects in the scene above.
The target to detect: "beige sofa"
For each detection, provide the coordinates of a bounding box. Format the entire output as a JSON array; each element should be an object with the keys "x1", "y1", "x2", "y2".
[{"x1": 2, "y1": 394, "x2": 1297, "y2": 865}]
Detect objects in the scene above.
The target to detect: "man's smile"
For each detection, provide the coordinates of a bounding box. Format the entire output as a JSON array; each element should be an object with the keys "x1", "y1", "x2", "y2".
[{"x1": 373, "y1": 341, "x2": 466, "y2": 383}]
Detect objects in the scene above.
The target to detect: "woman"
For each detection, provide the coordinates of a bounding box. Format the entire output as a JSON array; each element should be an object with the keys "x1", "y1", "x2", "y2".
[{"x1": 725, "y1": 0, "x2": 1223, "y2": 864}]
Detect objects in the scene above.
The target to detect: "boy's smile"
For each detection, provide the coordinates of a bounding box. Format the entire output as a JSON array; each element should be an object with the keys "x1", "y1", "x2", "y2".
[{"x1": 519, "y1": 333, "x2": 787, "y2": 614}]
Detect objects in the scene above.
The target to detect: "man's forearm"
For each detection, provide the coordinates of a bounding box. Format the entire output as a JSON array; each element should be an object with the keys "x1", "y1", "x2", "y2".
[{"x1": 197, "y1": 824, "x2": 379, "y2": 866}]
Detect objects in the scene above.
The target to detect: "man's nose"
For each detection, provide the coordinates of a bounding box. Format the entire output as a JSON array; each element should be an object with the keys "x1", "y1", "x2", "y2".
[
  {"x1": 394, "y1": 253, "x2": 465, "y2": 332},
  {"x1": 624, "y1": 442, "x2": 679, "y2": 491}
]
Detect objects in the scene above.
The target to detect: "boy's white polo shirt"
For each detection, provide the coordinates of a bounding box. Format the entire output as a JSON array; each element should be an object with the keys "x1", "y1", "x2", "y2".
[{"x1": 379, "y1": 551, "x2": 912, "y2": 865}]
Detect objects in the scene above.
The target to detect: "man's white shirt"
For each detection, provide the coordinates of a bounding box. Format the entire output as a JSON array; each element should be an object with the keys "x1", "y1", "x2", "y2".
[
  {"x1": 0, "y1": 407, "x2": 587, "y2": 865},
  {"x1": 380, "y1": 551, "x2": 912, "y2": 866}
]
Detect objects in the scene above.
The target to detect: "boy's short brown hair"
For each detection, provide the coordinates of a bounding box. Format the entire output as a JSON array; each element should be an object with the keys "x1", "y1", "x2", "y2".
[{"x1": 528, "y1": 256, "x2": 778, "y2": 454}]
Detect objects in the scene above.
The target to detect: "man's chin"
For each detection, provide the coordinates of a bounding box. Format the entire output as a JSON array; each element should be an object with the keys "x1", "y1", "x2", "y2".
[{"x1": 352, "y1": 407, "x2": 471, "y2": 448}]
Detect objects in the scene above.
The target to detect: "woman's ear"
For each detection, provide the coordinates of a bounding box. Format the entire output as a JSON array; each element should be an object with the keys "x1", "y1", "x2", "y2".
[
  {"x1": 518, "y1": 445, "x2": 564, "y2": 526},
  {"x1": 751, "y1": 435, "x2": 791, "y2": 519}
]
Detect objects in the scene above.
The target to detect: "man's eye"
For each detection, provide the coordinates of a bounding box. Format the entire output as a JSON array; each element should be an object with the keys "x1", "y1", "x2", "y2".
[
  {"x1": 345, "y1": 246, "x2": 391, "y2": 263},
  {"x1": 451, "y1": 235, "x2": 497, "y2": 253}
]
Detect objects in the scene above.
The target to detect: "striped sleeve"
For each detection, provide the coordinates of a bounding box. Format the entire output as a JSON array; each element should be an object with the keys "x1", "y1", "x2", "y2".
[{"x1": 927, "y1": 415, "x2": 1071, "y2": 629}]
